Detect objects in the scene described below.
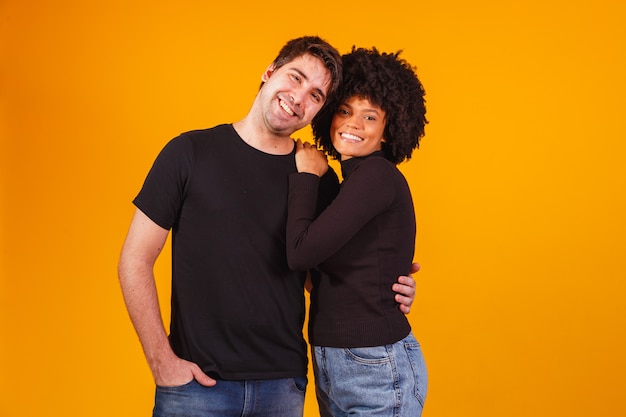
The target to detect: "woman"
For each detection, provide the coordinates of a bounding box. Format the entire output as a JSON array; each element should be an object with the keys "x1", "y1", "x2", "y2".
[{"x1": 286, "y1": 47, "x2": 428, "y2": 416}]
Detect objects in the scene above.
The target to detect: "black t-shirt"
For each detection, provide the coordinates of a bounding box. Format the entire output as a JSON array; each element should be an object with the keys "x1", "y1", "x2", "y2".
[{"x1": 134, "y1": 124, "x2": 339, "y2": 380}]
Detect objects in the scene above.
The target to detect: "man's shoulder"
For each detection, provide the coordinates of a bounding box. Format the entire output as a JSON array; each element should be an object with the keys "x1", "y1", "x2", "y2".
[
  {"x1": 168, "y1": 124, "x2": 240, "y2": 155},
  {"x1": 177, "y1": 124, "x2": 234, "y2": 142},
  {"x1": 155, "y1": 124, "x2": 235, "y2": 164}
]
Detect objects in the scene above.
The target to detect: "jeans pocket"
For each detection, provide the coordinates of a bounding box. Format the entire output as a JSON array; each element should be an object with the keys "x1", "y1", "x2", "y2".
[
  {"x1": 344, "y1": 345, "x2": 391, "y2": 364},
  {"x1": 155, "y1": 378, "x2": 197, "y2": 392},
  {"x1": 404, "y1": 342, "x2": 428, "y2": 405},
  {"x1": 291, "y1": 376, "x2": 308, "y2": 393}
]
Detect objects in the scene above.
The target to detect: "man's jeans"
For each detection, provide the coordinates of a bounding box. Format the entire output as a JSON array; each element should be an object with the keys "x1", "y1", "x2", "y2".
[
  {"x1": 313, "y1": 332, "x2": 427, "y2": 417},
  {"x1": 153, "y1": 376, "x2": 306, "y2": 417}
]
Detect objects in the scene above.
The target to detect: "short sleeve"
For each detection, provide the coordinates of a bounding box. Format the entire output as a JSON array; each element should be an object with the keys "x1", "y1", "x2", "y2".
[{"x1": 132, "y1": 135, "x2": 194, "y2": 230}]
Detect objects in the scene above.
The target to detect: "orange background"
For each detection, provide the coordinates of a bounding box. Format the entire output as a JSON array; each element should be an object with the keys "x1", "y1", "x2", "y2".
[{"x1": 2, "y1": 1, "x2": 625, "y2": 416}]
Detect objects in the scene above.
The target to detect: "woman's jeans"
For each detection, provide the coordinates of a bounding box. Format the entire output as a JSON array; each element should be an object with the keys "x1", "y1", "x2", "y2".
[
  {"x1": 313, "y1": 332, "x2": 427, "y2": 417},
  {"x1": 152, "y1": 376, "x2": 306, "y2": 417}
]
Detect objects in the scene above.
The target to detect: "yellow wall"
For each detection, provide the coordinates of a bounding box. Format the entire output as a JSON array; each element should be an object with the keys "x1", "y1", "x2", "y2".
[{"x1": 2, "y1": 1, "x2": 625, "y2": 416}]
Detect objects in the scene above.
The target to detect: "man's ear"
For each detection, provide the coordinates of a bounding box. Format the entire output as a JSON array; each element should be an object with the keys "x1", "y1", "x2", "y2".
[{"x1": 261, "y1": 63, "x2": 276, "y2": 82}]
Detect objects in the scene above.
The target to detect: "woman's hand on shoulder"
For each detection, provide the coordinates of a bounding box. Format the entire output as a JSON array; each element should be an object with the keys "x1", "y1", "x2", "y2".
[{"x1": 294, "y1": 139, "x2": 328, "y2": 177}]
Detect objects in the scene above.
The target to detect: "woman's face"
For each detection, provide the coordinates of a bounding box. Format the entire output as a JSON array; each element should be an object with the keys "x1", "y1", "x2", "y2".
[{"x1": 330, "y1": 95, "x2": 386, "y2": 161}]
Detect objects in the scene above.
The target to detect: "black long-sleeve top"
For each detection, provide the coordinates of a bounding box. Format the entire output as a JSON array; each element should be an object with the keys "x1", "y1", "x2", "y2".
[{"x1": 287, "y1": 151, "x2": 415, "y2": 347}]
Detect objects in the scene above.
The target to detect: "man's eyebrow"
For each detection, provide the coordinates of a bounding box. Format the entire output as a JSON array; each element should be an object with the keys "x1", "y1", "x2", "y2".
[{"x1": 292, "y1": 68, "x2": 327, "y2": 102}]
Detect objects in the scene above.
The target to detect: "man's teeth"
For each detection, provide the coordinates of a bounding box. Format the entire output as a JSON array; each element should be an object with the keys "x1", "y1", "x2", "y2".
[
  {"x1": 341, "y1": 132, "x2": 363, "y2": 141},
  {"x1": 280, "y1": 100, "x2": 295, "y2": 116}
]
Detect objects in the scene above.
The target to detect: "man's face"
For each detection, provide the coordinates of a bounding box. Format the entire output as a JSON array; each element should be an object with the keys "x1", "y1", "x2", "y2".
[{"x1": 259, "y1": 54, "x2": 332, "y2": 136}]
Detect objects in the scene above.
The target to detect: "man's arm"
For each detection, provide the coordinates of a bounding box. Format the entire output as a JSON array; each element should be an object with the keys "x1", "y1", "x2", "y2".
[
  {"x1": 393, "y1": 262, "x2": 420, "y2": 314},
  {"x1": 118, "y1": 208, "x2": 216, "y2": 387}
]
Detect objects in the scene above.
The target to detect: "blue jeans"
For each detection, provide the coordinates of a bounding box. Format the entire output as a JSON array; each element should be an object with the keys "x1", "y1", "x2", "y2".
[
  {"x1": 152, "y1": 377, "x2": 307, "y2": 417},
  {"x1": 313, "y1": 333, "x2": 427, "y2": 417}
]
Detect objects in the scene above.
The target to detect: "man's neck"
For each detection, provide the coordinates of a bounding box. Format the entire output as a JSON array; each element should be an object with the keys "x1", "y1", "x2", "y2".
[{"x1": 232, "y1": 118, "x2": 295, "y2": 156}]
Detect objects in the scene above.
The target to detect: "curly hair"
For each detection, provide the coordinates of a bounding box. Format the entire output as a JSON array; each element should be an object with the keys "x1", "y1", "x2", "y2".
[{"x1": 311, "y1": 47, "x2": 427, "y2": 164}]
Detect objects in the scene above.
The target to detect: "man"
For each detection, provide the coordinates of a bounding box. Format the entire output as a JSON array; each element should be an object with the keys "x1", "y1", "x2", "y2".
[{"x1": 118, "y1": 36, "x2": 419, "y2": 417}]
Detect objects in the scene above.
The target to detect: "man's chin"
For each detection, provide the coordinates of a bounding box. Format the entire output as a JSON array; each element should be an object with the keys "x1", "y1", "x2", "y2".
[{"x1": 270, "y1": 120, "x2": 308, "y2": 136}]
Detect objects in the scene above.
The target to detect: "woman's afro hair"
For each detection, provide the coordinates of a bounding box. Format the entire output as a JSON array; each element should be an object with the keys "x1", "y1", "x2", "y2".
[{"x1": 312, "y1": 46, "x2": 427, "y2": 164}]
